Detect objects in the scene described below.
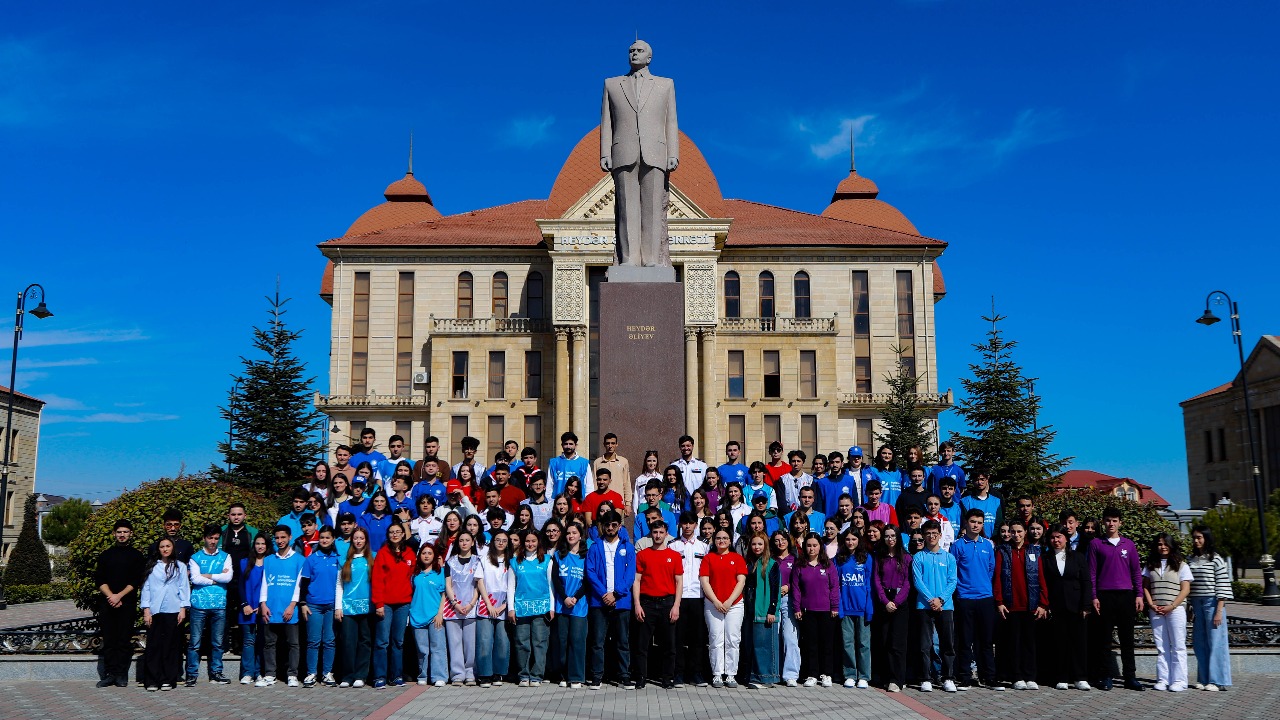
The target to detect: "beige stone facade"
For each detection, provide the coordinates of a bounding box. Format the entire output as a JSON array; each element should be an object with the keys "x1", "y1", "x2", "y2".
[{"x1": 1, "y1": 386, "x2": 44, "y2": 562}]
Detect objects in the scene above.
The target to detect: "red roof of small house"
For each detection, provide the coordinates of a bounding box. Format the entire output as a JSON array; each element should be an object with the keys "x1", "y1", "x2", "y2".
[{"x1": 1057, "y1": 469, "x2": 1170, "y2": 507}]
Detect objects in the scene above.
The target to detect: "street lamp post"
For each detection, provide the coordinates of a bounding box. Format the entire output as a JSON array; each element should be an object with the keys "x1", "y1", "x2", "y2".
[
  {"x1": 1, "y1": 284, "x2": 53, "y2": 610},
  {"x1": 1197, "y1": 290, "x2": 1280, "y2": 606}
]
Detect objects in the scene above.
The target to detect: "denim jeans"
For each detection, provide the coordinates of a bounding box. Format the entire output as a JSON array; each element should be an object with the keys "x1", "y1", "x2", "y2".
[
  {"x1": 588, "y1": 606, "x2": 631, "y2": 682},
  {"x1": 1190, "y1": 595, "x2": 1232, "y2": 687},
  {"x1": 239, "y1": 622, "x2": 261, "y2": 680},
  {"x1": 841, "y1": 615, "x2": 872, "y2": 681},
  {"x1": 556, "y1": 614, "x2": 589, "y2": 683},
  {"x1": 373, "y1": 604, "x2": 410, "y2": 682},
  {"x1": 338, "y1": 613, "x2": 372, "y2": 685},
  {"x1": 412, "y1": 624, "x2": 449, "y2": 683},
  {"x1": 750, "y1": 621, "x2": 779, "y2": 684},
  {"x1": 445, "y1": 618, "x2": 477, "y2": 682},
  {"x1": 475, "y1": 617, "x2": 511, "y2": 680},
  {"x1": 778, "y1": 594, "x2": 800, "y2": 681},
  {"x1": 515, "y1": 616, "x2": 551, "y2": 681},
  {"x1": 305, "y1": 604, "x2": 336, "y2": 677},
  {"x1": 186, "y1": 607, "x2": 226, "y2": 679}
]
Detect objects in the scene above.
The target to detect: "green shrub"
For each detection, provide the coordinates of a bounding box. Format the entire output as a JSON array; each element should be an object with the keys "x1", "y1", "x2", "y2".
[
  {"x1": 67, "y1": 474, "x2": 278, "y2": 610},
  {"x1": 1233, "y1": 581, "x2": 1263, "y2": 604},
  {"x1": 3, "y1": 494, "x2": 52, "y2": 586},
  {"x1": 1033, "y1": 488, "x2": 1178, "y2": 564},
  {"x1": 42, "y1": 497, "x2": 92, "y2": 546},
  {"x1": 4, "y1": 582, "x2": 73, "y2": 605}
]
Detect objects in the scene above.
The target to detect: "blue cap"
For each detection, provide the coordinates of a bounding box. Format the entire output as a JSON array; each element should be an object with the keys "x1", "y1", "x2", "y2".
[
  {"x1": 849, "y1": 446, "x2": 864, "y2": 457},
  {"x1": 752, "y1": 491, "x2": 769, "y2": 503}
]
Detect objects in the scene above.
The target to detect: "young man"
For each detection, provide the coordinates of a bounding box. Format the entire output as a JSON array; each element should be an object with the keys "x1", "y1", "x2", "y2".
[
  {"x1": 959, "y1": 469, "x2": 1002, "y2": 539},
  {"x1": 937, "y1": 478, "x2": 962, "y2": 529},
  {"x1": 812, "y1": 453, "x2": 857, "y2": 521},
  {"x1": 633, "y1": 520, "x2": 683, "y2": 689},
  {"x1": 923, "y1": 495, "x2": 956, "y2": 551},
  {"x1": 548, "y1": 431, "x2": 592, "y2": 499},
  {"x1": 786, "y1": 449, "x2": 813, "y2": 492},
  {"x1": 1014, "y1": 496, "x2": 1038, "y2": 528},
  {"x1": 860, "y1": 480, "x2": 897, "y2": 526},
  {"x1": 293, "y1": 514, "x2": 321, "y2": 556},
  {"x1": 300, "y1": 526, "x2": 342, "y2": 687},
  {"x1": 926, "y1": 442, "x2": 967, "y2": 498},
  {"x1": 717, "y1": 440, "x2": 749, "y2": 488},
  {"x1": 1059, "y1": 509, "x2": 1090, "y2": 553},
  {"x1": 895, "y1": 467, "x2": 932, "y2": 525},
  {"x1": 585, "y1": 510, "x2": 636, "y2": 688},
  {"x1": 481, "y1": 488, "x2": 516, "y2": 530},
  {"x1": 386, "y1": 475, "x2": 415, "y2": 520},
  {"x1": 278, "y1": 489, "x2": 310, "y2": 540},
  {"x1": 479, "y1": 462, "x2": 523, "y2": 513},
  {"x1": 220, "y1": 503, "x2": 257, "y2": 653},
  {"x1": 258, "y1": 525, "x2": 305, "y2": 687},
  {"x1": 669, "y1": 512, "x2": 709, "y2": 688},
  {"x1": 1087, "y1": 507, "x2": 1144, "y2": 691},
  {"x1": 376, "y1": 435, "x2": 414, "y2": 486},
  {"x1": 950, "y1": 509, "x2": 997, "y2": 690},
  {"x1": 845, "y1": 447, "x2": 875, "y2": 505},
  {"x1": 635, "y1": 481, "x2": 677, "y2": 538},
  {"x1": 738, "y1": 492, "x2": 782, "y2": 537},
  {"x1": 94, "y1": 519, "x2": 146, "y2": 688},
  {"x1": 784, "y1": 486, "x2": 826, "y2": 533},
  {"x1": 349, "y1": 427, "x2": 388, "y2": 473},
  {"x1": 186, "y1": 524, "x2": 234, "y2": 686},
  {"x1": 451, "y1": 435, "x2": 481, "y2": 481},
  {"x1": 763, "y1": 441, "x2": 790, "y2": 488},
  {"x1": 149, "y1": 509, "x2": 196, "y2": 563},
  {"x1": 592, "y1": 432, "x2": 633, "y2": 512},
  {"x1": 581, "y1": 468, "x2": 625, "y2": 525},
  {"x1": 410, "y1": 459, "x2": 449, "y2": 509},
  {"x1": 744, "y1": 463, "x2": 778, "y2": 511},
  {"x1": 411, "y1": 436, "x2": 449, "y2": 484},
  {"x1": 520, "y1": 471, "x2": 553, "y2": 529},
  {"x1": 339, "y1": 478, "x2": 371, "y2": 518},
  {"x1": 912, "y1": 519, "x2": 959, "y2": 693},
  {"x1": 332, "y1": 445, "x2": 356, "y2": 484},
  {"x1": 634, "y1": 507, "x2": 665, "y2": 551},
  {"x1": 334, "y1": 512, "x2": 359, "y2": 557},
  {"x1": 510, "y1": 446, "x2": 540, "y2": 493},
  {"x1": 672, "y1": 435, "x2": 708, "y2": 497}
]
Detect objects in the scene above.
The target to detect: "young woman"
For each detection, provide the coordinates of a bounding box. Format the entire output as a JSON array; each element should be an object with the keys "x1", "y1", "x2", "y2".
[
  {"x1": 993, "y1": 520, "x2": 1048, "y2": 690},
  {"x1": 408, "y1": 543, "x2": 449, "y2": 686},
  {"x1": 475, "y1": 531, "x2": 512, "y2": 687},
  {"x1": 661, "y1": 464, "x2": 690, "y2": 512},
  {"x1": 1042, "y1": 525, "x2": 1091, "y2": 691},
  {"x1": 995, "y1": 522, "x2": 1012, "y2": 548},
  {"x1": 510, "y1": 505, "x2": 536, "y2": 535},
  {"x1": 699, "y1": 467, "x2": 725, "y2": 514},
  {"x1": 689, "y1": 489, "x2": 713, "y2": 523},
  {"x1": 454, "y1": 463, "x2": 482, "y2": 506},
  {"x1": 307, "y1": 492, "x2": 332, "y2": 529},
  {"x1": 140, "y1": 537, "x2": 190, "y2": 691},
  {"x1": 434, "y1": 511, "x2": 463, "y2": 559},
  {"x1": 508, "y1": 529, "x2": 556, "y2": 686},
  {"x1": 869, "y1": 446, "x2": 901, "y2": 506},
  {"x1": 443, "y1": 530, "x2": 485, "y2": 685},
  {"x1": 1187, "y1": 525, "x2": 1232, "y2": 691},
  {"x1": 850, "y1": 507, "x2": 870, "y2": 537},
  {"x1": 771, "y1": 530, "x2": 801, "y2": 687},
  {"x1": 237, "y1": 534, "x2": 269, "y2": 685},
  {"x1": 1027, "y1": 518, "x2": 1046, "y2": 549},
  {"x1": 833, "y1": 496, "x2": 856, "y2": 533},
  {"x1": 735, "y1": 514, "x2": 767, "y2": 557},
  {"x1": 327, "y1": 474, "x2": 352, "y2": 526},
  {"x1": 336, "y1": 527, "x2": 374, "y2": 688},
  {"x1": 821, "y1": 519, "x2": 840, "y2": 560},
  {"x1": 722, "y1": 484, "x2": 748, "y2": 531},
  {"x1": 699, "y1": 518, "x2": 717, "y2": 545},
  {"x1": 873, "y1": 525, "x2": 912, "y2": 692},
  {"x1": 410, "y1": 496, "x2": 443, "y2": 547},
  {"x1": 306, "y1": 460, "x2": 333, "y2": 498},
  {"x1": 355, "y1": 461, "x2": 378, "y2": 494},
  {"x1": 553, "y1": 523, "x2": 590, "y2": 688},
  {"x1": 633, "y1": 451, "x2": 662, "y2": 513},
  {"x1": 836, "y1": 530, "x2": 874, "y2": 688},
  {"x1": 787, "y1": 512, "x2": 811, "y2": 554},
  {"x1": 791, "y1": 532, "x2": 839, "y2": 687},
  {"x1": 742, "y1": 533, "x2": 780, "y2": 689},
  {"x1": 360, "y1": 493, "x2": 395, "y2": 555},
  {"x1": 464, "y1": 515, "x2": 488, "y2": 553},
  {"x1": 371, "y1": 524, "x2": 415, "y2": 688},
  {"x1": 700, "y1": 528, "x2": 747, "y2": 688},
  {"x1": 550, "y1": 494, "x2": 578, "y2": 530},
  {"x1": 562, "y1": 476, "x2": 585, "y2": 507},
  {"x1": 540, "y1": 519, "x2": 564, "y2": 551},
  {"x1": 1144, "y1": 533, "x2": 1193, "y2": 692},
  {"x1": 865, "y1": 521, "x2": 883, "y2": 547},
  {"x1": 810, "y1": 455, "x2": 828, "y2": 481}
]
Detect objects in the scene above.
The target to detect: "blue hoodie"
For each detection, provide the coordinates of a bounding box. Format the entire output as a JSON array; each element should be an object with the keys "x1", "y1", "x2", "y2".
[
  {"x1": 837, "y1": 554, "x2": 876, "y2": 621},
  {"x1": 911, "y1": 546, "x2": 958, "y2": 610}
]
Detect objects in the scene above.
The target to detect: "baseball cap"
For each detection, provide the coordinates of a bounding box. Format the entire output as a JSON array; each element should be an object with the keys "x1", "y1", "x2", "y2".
[
  {"x1": 753, "y1": 491, "x2": 768, "y2": 503},
  {"x1": 848, "y1": 446, "x2": 864, "y2": 458}
]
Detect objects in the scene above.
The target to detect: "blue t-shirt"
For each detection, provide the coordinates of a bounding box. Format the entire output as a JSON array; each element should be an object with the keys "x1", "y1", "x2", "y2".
[
  {"x1": 350, "y1": 449, "x2": 389, "y2": 475},
  {"x1": 869, "y1": 467, "x2": 903, "y2": 506},
  {"x1": 277, "y1": 511, "x2": 304, "y2": 543},
  {"x1": 554, "y1": 551, "x2": 589, "y2": 618},
  {"x1": 512, "y1": 555, "x2": 553, "y2": 618},
  {"x1": 408, "y1": 570, "x2": 447, "y2": 628},
  {"x1": 812, "y1": 476, "x2": 856, "y2": 520},
  {"x1": 302, "y1": 548, "x2": 341, "y2": 605},
  {"x1": 927, "y1": 463, "x2": 967, "y2": 498},
  {"x1": 340, "y1": 556, "x2": 371, "y2": 615},
  {"x1": 950, "y1": 535, "x2": 995, "y2": 600},
  {"x1": 377, "y1": 456, "x2": 416, "y2": 484},
  {"x1": 411, "y1": 480, "x2": 448, "y2": 509},
  {"x1": 717, "y1": 462, "x2": 749, "y2": 487}
]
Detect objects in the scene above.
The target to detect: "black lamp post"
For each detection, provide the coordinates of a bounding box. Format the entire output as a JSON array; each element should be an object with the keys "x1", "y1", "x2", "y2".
[
  {"x1": 1, "y1": 284, "x2": 53, "y2": 610},
  {"x1": 1197, "y1": 290, "x2": 1279, "y2": 606}
]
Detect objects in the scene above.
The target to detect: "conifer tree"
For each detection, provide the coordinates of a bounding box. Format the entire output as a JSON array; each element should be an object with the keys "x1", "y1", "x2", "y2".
[
  {"x1": 875, "y1": 350, "x2": 937, "y2": 466},
  {"x1": 950, "y1": 311, "x2": 1069, "y2": 501},
  {"x1": 3, "y1": 493, "x2": 52, "y2": 586},
  {"x1": 211, "y1": 291, "x2": 324, "y2": 500}
]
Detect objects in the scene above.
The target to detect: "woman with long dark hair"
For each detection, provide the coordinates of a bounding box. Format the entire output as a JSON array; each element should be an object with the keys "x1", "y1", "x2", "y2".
[
  {"x1": 443, "y1": 530, "x2": 485, "y2": 685},
  {"x1": 336, "y1": 527, "x2": 374, "y2": 688},
  {"x1": 1042, "y1": 524, "x2": 1091, "y2": 691},
  {"x1": 237, "y1": 534, "x2": 269, "y2": 685},
  {"x1": 632, "y1": 451, "x2": 662, "y2": 514},
  {"x1": 873, "y1": 525, "x2": 911, "y2": 692},
  {"x1": 1187, "y1": 525, "x2": 1232, "y2": 691},
  {"x1": 475, "y1": 530, "x2": 512, "y2": 687},
  {"x1": 306, "y1": 460, "x2": 333, "y2": 498},
  {"x1": 721, "y1": 483, "x2": 748, "y2": 531},
  {"x1": 742, "y1": 533, "x2": 780, "y2": 689},
  {"x1": 140, "y1": 537, "x2": 189, "y2": 691},
  {"x1": 553, "y1": 522, "x2": 590, "y2": 688},
  {"x1": 791, "y1": 532, "x2": 838, "y2": 687},
  {"x1": 869, "y1": 446, "x2": 902, "y2": 506},
  {"x1": 408, "y1": 543, "x2": 448, "y2": 686},
  {"x1": 993, "y1": 520, "x2": 1048, "y2": 690},
  {"x1": 771, "y1": 530, "x2": 801, "y2": 687},
  {"x1": 836, "y1": 529, "x2": 874, "y2": 687},
  {"x1": 509, "y1": 529, "x2": 555, "y2": 686},
  {"x1": 371, "y1": 523, "x2": 415, "y2": 688},
  {"x1": 1144, "y1": 533, "x2": 1192, "y2": 692},
  {"x1": 699, "y1": 466, "x2": 725, "y2": 514}
]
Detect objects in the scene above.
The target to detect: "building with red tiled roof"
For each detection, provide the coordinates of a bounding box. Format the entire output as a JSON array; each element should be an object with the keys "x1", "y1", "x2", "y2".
[
  {"x1": 1056, "y1": 469, "x2": 1170, "y2": 508},
  {"x1": 316, "y1": 125, "x2": 953, "y2": 461},
  {"x1": 1180, "y1": 335, "x2": 1280, "y2": 509},
  {"x1": 1, "y1": 385, "x2": 45, "y2": 562}
]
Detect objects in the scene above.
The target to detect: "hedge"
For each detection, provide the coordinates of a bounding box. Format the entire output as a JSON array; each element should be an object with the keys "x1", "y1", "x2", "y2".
[
  {"x1": 4, "y1": 582, "x2": 73, "y2": 605},
  {"x1": 1032, "y1": 487, "x2": 1178, "y2": 565},
  {"x1": 1233, "y1": 581, "x2": 1263, "y2": 604}
]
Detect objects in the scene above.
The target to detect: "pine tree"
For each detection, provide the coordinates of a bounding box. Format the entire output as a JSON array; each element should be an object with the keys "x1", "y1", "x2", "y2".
[
  {"x1": 3, "y1": 493, "x2": 52, "y2": 586},
  {"x1": 211, "y1": 290, "x2": 324, "y2": 500},
  {"x1": 950, "y1": 311, "x2": 1069, "y2": 501},
  {"x1": 874, "y1": 350, "x2": 937, "y2": 466}
]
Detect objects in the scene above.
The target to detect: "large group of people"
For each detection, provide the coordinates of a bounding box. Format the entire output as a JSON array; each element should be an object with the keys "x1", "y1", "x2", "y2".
[{"x1": 92, "y1": 430, "x2": 1235, "y2": 696}]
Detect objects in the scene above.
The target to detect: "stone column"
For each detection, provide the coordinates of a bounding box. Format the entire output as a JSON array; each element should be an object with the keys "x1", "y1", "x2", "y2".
[
  {"x1": 699, "y1": 329, "x2": 716, "y2": 452},
  {"x1": 555, "y1": 328, "x2": 570, "y2": 434},
  {"x1": 571, "y1": 326, "x2": 589, "y2": 437},
  {"x1": 685, "y1": 327, "x2": 699, "y2": 439}
]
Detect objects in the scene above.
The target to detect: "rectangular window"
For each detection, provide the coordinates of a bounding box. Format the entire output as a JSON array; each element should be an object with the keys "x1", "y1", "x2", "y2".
[
  {"x1": 395, "y1": 420, "x2": 412, "y2": 457},
  {"x1": 351, "y1": 271, "x2": 370, "y2": 395},
  {"x1": 524, "y1": 351, "x2": 542, "y2": 399},
  {"x1": 856, "y1": 419, "x2": 873, "y2": 452},
  {"x1": 487, "y1": 416, "x2": 505, "y2": 459},
  {"x1": 396, "y1": 272, "x2": 414, "y2": 394},
  {"x1": 724, "y1": 273, "x2": 741, "y2": 319},
  {"x1": 763, "y1": 350, "x2": 781, "y2": 398},
  {"x1": 450, "y1": 416, "x2": 469, "y2": 460},
  {"x1": 728, "y1": 415, "x2": 746, "y2": 448},
  {"x1": 896, "y1": 270, "x2": 916, "y2": 377},
  {"x1": 452, "y1": 351, "x2": 469, "y2": 399},
  {"x1": 527, "y1": 272, "x2": 545, "y2": 319},
  {"x1": 852, "y1": 271, "x2": 871, "y2": 393},
  {"x1": 728, "y1": 350, "x2": 745, "y2": 399},
  {"x1": 493, "y1": 273, "x2": 509, "y2": 319},
  {"x1": 1217, "y1": 427, "x2": 1227, "y2": 461},
  {"x1": 763, "y1": 415, "x2": 782, "y2": 451},
  {"x1": 350, "y1": 420, "x2": 367, "y2": 450},
  {"x1": 1204, "y1": 430, "x2": 1214, "y2": 463},
  {"x1": 524, "y1": 415, "x2": 542, "y2": 456},
  {"x1": 488, "y1": 351, "x2": 506, "y2": 399},
  {"x1": 4, "y1": 490, "x2": 13, "y2": 527},
  {"x1": 799, "y1": 350, "x2": 817, "y2": 399},
  {"x1": 800, "y1": 415, "x2": 818, "y2": 462}
]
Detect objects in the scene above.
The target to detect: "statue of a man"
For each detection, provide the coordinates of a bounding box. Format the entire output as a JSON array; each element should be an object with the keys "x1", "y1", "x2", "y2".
[{"x1": 600, "y1": 40, "x2": 678, "y2": 268}]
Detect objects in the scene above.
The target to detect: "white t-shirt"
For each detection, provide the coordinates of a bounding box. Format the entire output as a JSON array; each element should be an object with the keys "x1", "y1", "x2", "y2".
[{"x1": 603, "y1": 539, "x2": 620, "y2": 594}]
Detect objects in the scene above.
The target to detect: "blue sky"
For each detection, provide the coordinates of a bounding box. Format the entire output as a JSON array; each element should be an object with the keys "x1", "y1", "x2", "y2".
[{"x1": 3, "y1": 2, "x2": 1276, "y2": 506}]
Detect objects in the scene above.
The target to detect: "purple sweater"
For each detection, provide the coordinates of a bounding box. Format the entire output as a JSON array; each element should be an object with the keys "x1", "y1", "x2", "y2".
[
  {"x1": 874, "y1": 553, "x2": 913, "y2": 607},
  {"x1": 790, "y1": 561, "x2": 839, "y2": 612},
  {"x1": 1088, "y1": 536, "x2": 1142, "y2": 598}
]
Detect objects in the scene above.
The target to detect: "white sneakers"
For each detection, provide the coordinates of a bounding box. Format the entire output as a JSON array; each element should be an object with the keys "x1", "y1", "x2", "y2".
[
  {"x1": 857, "y1": 679, "x2": 869, "y2": 689},
  {"x1": 1055, "y1": 683, "x2": 1069, "y2": 690},
  {"x1": 417, "y1": 680, "x2": 428, "y2": 686},
  {"x1": 287, "y1": 676, "x2": 300, "y2": 687},
  {"x1": 1025, "y1": 681, "x2": 1039, "y2": 690},
  {"x1": 1204, "y1": 684, "x2": 1220, "y2": 692},
  {"x1": 434, "y1": 680, "x2": 446, "y2": 687},
  {"x1": 784, "y1": 679, "x2": 799, "y2": 687},
  {"x1": 820, "y1": 675, "x2": 832, "y2": 688},
  {"x1": 570, "y1": 682, "x2": 583, "y2": 689},
  {"x1": 1169, "y1": 683, "x2": 1186, "y2": 692},
  {"x1": 919, "y1": 681, "x2": 933, "y2": 692},
  {"x1": 802, "y1": 677, "x2": 818, "y2": 687},
  {"x1": 352, "y1": 679, "x2": 365, "y2": 688},
  {"x1": 1153, "y1": 682, "x2": 1168, "y2": 692},
  {"x1": 886, "y1": 682, "x2": 901, "y2": 693},
  {"x1": 1075, "y1": 681, "x2": 1092, "y2": 691},
  {"x1": 240, "y1": 676, "x2": 253, "y2": 685},
  {"x1": 942, "y1": 680, "x2": 957, "y2": 693},
  {"x1": 1013, "y1": 680, "x2": 1027, "y2": 690},
  {"x1": 254, "y1": 676, "x2": 276, "y2": 687},
  {"x1": 843, "y1": 678, "x2": 857, "y2": 688}
]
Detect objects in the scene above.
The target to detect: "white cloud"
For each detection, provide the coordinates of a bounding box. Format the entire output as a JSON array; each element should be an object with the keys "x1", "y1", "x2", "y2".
[
  {"x1": 807, "y1": 115, "x2": 875, "y2": 160},
  {"x1": 44, "y1": 412, "x2": 179, "y2": 425},
  {"x1": 36, "y1": 394, "x2": 88, "y2": 410},
  {"x1": 113, "y1": 401, "x2": 146, "y2": 408},
  {"x1": 21, "y1": 327, "x2": 147, "y2": 348},
  {"x1": 18, "y1": 357, "x2": 99, "y2": 369}
]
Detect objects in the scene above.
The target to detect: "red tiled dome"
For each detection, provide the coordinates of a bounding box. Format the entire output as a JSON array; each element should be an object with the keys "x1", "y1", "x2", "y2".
[
  {"x1": 344, "y1": 171, "x2": 442, "y2": 237},
  {"x1": 821, "y1": 169, "x2": 920, "y2": 236}
]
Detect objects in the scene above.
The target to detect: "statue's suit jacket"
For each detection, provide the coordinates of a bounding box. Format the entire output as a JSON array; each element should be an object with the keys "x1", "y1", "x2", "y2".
[{"x1": 600, "y1": 73, "x2": 678, "y2": 170}]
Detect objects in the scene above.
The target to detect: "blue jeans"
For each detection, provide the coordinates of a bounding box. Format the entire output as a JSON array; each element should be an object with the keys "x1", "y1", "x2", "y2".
[
  {"x1": 305, "y1": 604, "x2": 336, "y2": 676},
  {"x1": 750, "y1": 621, "x2": 779, "y2": 684},
  {"x1": 778, "y1": 594, "x2": 800, "y2": 681},
  {"x1": 841, "y1": 615, "x2": 872, "y2": 681},
  {"x1": 588, "y1": 607, "x2": 630, "y2": 682},
  {"x1": 1190, "y1": 595, "x2": 1232, "y2": 687},
  {"x1": 412, "y1": 624, "x2": 449, "y2": 683},
  {"x1": 557, "y1": 615, "x2": 589, "y2": 683},
  {"x1": 239, "y1": 622, "x2": 261, "y2": 680},
  {"x1": 186, "y1": 607, "x2": 226, "y2": 679},
  {"x1": 475, "y1": 617, "x2": 511, "y2": 680},
  {"x1": 373, "y1": 603, "x2": 410, "y2": 682},
  {"x1": 516, "y1": 616, "x2": 551, "y2": 681}
]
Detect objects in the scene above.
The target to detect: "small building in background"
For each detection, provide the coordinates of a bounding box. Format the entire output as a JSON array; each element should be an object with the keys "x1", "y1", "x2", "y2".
[
  {"x1": 1, "y1": 384, "x2": 45, "y2": 562},
  {"x1": 1056, "y1": 469, "x2": 1171, "y2": 508}
]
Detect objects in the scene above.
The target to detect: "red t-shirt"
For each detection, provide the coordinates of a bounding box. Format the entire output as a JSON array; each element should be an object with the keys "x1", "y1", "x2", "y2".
[
  {"x1": 699, "y1": 550, "x2": 747, "y2": 605},
  {"x1": 636, "y1": 547, "x2": 683, "y2": 597},
  {"x1": 765, "y1": 462, "x2": 790, "y2": 488},
  {"x1": 581, "y1": 489, "x2": 624, "y2": 520}
]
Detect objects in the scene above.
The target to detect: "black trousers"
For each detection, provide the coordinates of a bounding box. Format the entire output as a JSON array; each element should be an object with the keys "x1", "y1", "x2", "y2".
[
  {"x1": 1050, "y1": 611, "x2": 1088, "y2": 683},
  {"x1": 873, "y1": 604, "x2": 909, "y2": 687},
  {"x1": 98, "y1": 602, "x2": 138, "y2": 680},
  {"x1": 141, "y1": 613, "x2": 183, "y2": 686},
  {"x1": 798, "y1": 611, "x2": 836, "y2": 679},
  {"x1": 1001, "y1": 610, "x2": 1037, "y2": 682},
  {"x1": 954, "y1": 597, "x2": 996, "y2": 683},
  {"x1": 914, "y1": 608, "x2": 955, "y2": 682},
  {"x1": 263, "y1": 623, "x2": 300, "y2": 679},
  {"x1": 674, "y1": 597, "x2": 709, "y2": 684},
  {"x1": 633, "y1": 595, "x2": 676, "y2": 683},
  {"x1": 1092, "y1": 590, "x2": 1137, "y2": 682}
]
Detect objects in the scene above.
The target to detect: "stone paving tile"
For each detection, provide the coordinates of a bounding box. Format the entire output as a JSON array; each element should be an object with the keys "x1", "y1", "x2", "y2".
[
  {"x1": 0, "y1": 600, "x2": 88, "y2": 629},
  {"x1": 1225, "y1": 601, "x2": 1280, "y2": 624}
]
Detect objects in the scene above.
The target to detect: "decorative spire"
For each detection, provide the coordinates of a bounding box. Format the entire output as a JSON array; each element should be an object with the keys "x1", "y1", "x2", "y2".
[
  {"x1": 407, "y1": 131, "x2": 414, "y2": 176},
  {"x1": 849, "y1": 124, "x2": 856, "y2": 173}
]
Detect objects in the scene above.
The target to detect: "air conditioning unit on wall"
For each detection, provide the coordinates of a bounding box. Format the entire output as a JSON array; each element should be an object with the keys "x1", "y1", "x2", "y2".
[{"x1": 413, "y1": 372, "x2": 429, "y2": 385}]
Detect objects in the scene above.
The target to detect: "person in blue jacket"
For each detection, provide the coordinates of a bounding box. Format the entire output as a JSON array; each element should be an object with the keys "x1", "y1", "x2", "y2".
[
  {"x1": 339, "y1": 478, "x2": 372, "y2": 519},
  {"x1": 584, "y1": 509, "x2": 635, "y2": 688},
  {"x1": 300, "y1": 527, "x2": 342, "y2": 686},
  {"x1": 237, "y1": 534, "x2": 269, "y2": 685},
  {"x1": 359, "y1": 493, "x2": 395, "y2": 554},
  {"x1": 912, "y1": 519, "x2": 959, "y2": 693},
  {"x1": 950, "y1": 508, "x2": 997, "y2": 689},
  {"x1": 959, "y1": 469, "x2": 1003, "y2": 539},
  {"x1": 277, "y1": 490, "x2": 309, "y2": 541},
  {"x1": 836, "y1": 529, "x2": 875, "y2": 688}
]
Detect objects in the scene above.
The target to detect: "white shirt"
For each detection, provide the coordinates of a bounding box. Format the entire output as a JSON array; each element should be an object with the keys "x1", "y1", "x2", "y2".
[
  {"x1": 603, "y1": 539, "x2": 620, "y2": 594},
  {"x1": 1055, "y1": 549, "x2": 1067, "y2": 575},
  {"x1": 633, "y1": 472, "x2": 661, "y2": 509},
  {"x1": 669, "y1": 535, "x2": 709, "y2": 599},
  {"x1": 672, "y1": 457, "x2": 708, "y2": 496}
]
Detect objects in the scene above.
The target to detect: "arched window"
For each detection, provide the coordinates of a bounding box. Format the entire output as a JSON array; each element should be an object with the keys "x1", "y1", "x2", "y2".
[
  {"x1": 526, "y1": 271, "x2": 545, "y2": 319},
  {"x1": 758, "y1": 271, "x2": 775, "y2": 319},
  {"x1": 793, "y1": 271, "x2": 811, "y2": 318},
  {"x1": 724, "y1": 271, "x2": 741, "y2": 318},
  {"x1": 492, "y1": 272, "x2": 509, "y2": 319},
  {"x1": 457, "y1": 272, "x2": 474, "y2": 319}
]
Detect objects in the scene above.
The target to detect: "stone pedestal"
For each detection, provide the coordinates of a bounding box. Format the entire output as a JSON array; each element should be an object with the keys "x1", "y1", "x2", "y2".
[{"x1": 598, "y1": 282, "x2": 685, "y2": 465}]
